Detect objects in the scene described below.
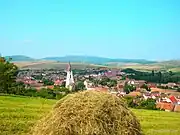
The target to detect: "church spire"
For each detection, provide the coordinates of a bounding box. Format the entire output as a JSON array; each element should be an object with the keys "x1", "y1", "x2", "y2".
[
  {"x1": 65, "y1": 62, "x2": 74, "y2": 90},
  {"x1": 66, "y1": 61, "x2": 71, "y2": 71}
]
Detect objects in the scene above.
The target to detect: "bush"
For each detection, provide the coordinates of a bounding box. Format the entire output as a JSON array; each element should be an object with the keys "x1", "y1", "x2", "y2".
[
  {"x1": 136, "y1": 98, "x2": 157, "y2": 110},
  {"x1": 123, "y1": 96, "x2": 157, "y2": 110},
  {"x1": 124, "y1": 83, "x2": 136, "y2": 94},
  {"x1": 55, "y1": 93, "x2": 66, "y2": 100},
  {"x1": 75, "y1": 81, "x2": 85, "y2": 91},
  {"x1": 123, "y1": 96, "x2": 137, "y2": 108},
  {"x1": 37, "y1": 89, "x2": 56, "y2": 99},
  {"x1": 11, "y1": 82, "x2": 26, "y2": 95},
  {"x1": 23, "y1": 88, "x2": 37, "y2": 97},
  {"x1": 43, "y1": 79, "x2": 54, "y2": 86},
  {"x1": 53, "y1": 87, "x2": 70, "y2": 94}
]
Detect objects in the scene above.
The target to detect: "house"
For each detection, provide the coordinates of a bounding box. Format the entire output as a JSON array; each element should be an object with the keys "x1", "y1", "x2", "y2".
[
  {"x1": 143, "y1": 93, "x2": 152, "y2": 100},
  {"x1": 87, "y1": 87, "x2": 109, "y2": 93},
  {"x1": 151, "y1": 91, "x2": 160, "y2": 96},
  {"x1": 169, "y1": 96, "x2": 178, "y2": 104},
  {"x1": 128, "y1": 80, "x2": 146, "y2": 88},
  {"x1": 167, "y1": 83, "x2": 177, "y2": 88},
  {"x1": 104, "y1": 69, "x2": 120, "y2": 78},
  {"x1": 54, "y1": 79, "x2": 64, "y2": 86},
  {"x1": 161, "y1": 83, "x2": 177, "y2": 89},
  {"x1": 116, "y1": 92, "x2": 126, "y2": 97},
  {"x1": 174, "y1": 105, "x2": 180, "y2": 112},
  {"x1": 147, "y1": 83, "x2": 157, "y2": 88},
  {"x1": 117, "y1": 80, "x2": 126, "y2": 91},
  {"x1": 84, "y1": 80, "x2": 94, "y2": 90},
  {"x1": 156, "y1": 95, "x2": 180, "y2": 112},
  {"x1": 177, "y1": 99, "x2": 180, "y2": 105},
  {"x1": 128, "y1": 91, "x2": 142, "y2": 97},
  {"x1": 136, "y1": 80, "x2": 147, "y2": 88},
  {"x1": 156, "y1": 102, "x2": 175, "y2": 112},
  {"x1": 35, "y1": 85, "x2": 54, "y2": 90}
]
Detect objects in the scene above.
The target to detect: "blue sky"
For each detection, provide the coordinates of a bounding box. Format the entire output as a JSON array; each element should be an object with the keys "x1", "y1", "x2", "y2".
[{"x1": 0, "y1": 0, "x2": 180, "y2": 60}]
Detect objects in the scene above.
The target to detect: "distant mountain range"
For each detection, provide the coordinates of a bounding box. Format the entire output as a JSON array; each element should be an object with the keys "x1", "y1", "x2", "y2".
[
  {"x1": 5, "y1": 55, "x2": 157, "y2": 64},
  {"x1": 42, "y1": 55, "x2": 157, "y2": 64}
]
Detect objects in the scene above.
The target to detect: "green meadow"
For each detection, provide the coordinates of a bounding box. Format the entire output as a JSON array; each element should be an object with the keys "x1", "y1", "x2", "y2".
[{"x1": 0, "y1": 95, "x2": 179, "y2": 135}]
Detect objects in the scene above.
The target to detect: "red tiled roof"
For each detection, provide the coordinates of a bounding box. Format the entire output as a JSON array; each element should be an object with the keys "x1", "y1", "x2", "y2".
[
  {"x1": 169, "y1": 96, "x2": 178, "y2": 104},
  {"x1": 88, "y1": 87, "x2": 109, "y2": 92},
  {"x1": 128, "y1": 92, "x2": 142, "y2": 97},
  {"x1": 95, "y1": 88, "x2": 109, "y2": 92},
  {"x1": 54, "y1": 80, "x2": 63, "y2": 85},
  {"x1": 47, "y1": 85, "x2": 54, "y2": 89},
  {"x1": 156, "y1": 102, "x2": 175, "y2": 111}
]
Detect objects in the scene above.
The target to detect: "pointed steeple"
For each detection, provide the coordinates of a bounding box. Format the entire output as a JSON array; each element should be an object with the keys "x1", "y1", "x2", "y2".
[
  {"x1": 66, "y1": 61, "x2": 71, "y2": 72},
  {"x1": 65, "y1": 62, "x2": 74, "y2": 90}
]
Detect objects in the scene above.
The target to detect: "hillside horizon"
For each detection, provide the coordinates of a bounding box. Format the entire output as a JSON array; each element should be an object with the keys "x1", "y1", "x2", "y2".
[
  {"x1": 4, "y1": 54, "x2": 160, "y2": 63},
  {"x1": 4, "y1": 54, "x2": 179, "y2": 62},
  {"x1": 3, "y1": 55, "x2": 159, "y2": 64}
]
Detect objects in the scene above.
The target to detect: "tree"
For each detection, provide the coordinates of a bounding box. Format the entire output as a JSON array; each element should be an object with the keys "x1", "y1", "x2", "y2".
[
  {"x1": 11, "y1": 82, "x2": 26, "y2": 95},
  {"x1": 141, "y1": 84, "x2": 151, "y2": 91},
  {"x1": 60, "y1": 81, "x2": 66, "y2": 87},
  {"x1": 177, "y1": 87, "x2": 180, "y2": 92},
  {"x1": 43, "y1": 79, "x2": 54, "y2": 86},
  {"x1": 138, "y1": 98, "x2": 157, "y2": 110},
  {"x1": 152, "y1": 70, "x2": 155, "y2": 76},
  {"x1": 169, "y1": 71, "x2": 173, "y2": 76},
  {"x1": 99, "y1": 77, "x2": 110, "y2": 86},
  {"x1": 0, "y1": 57, "x2": 18, "y2": 94},
  {"x1": 93, "y1": 79, "x2": 99, "y2": 87},
  {"x1": 158, "y1": 71, "x2": 162, "y2": 83},
  {"x1": 124, "y1": 82, "x2": 136, "y2": 94},
  {"x1": 75, "y1": 81, "x2": 85, "y2": 91},
  {"x1": 107, "y1": 80, "x2": 117, "y2": 87}
]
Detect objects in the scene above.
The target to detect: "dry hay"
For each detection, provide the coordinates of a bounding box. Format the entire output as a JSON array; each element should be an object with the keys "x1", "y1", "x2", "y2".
[{"x1": 32, "y1": 91, "x2": 142, "y2": 135}]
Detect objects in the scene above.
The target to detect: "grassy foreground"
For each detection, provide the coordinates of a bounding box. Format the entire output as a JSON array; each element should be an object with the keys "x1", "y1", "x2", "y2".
[{"x1": 0, "y1": 95, "x2": 179, "y2": 135}]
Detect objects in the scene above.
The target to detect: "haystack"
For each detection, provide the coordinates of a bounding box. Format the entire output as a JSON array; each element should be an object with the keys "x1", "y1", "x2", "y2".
[{"x1": 32, "y1": 91, "x2": 142, "y2": 135}]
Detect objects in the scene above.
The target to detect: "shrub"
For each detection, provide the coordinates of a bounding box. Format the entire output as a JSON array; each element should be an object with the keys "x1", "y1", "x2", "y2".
[
  {"x1": 55, "y1": 93, "x2": 66, "y2": 100},
  {"x1": 23, "y1": 88, "x2": 37, "y2": 97},
  {"x1": 136, "y1": 98, "x2": 157, "y2": 110},
  {"x1": 123, "y1": 96, "x2": 157, "y2": 110},
  {"x1": 37, "y1": 89, "x2": 56, "y2": 99}
]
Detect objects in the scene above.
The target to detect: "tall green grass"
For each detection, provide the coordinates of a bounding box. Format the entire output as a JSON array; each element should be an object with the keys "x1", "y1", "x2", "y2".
[
  {"x1": 0, "y1": 95, "x2": 179, "y2": 135},
  {"x1": 0, "y1": 95, "x2": 56, "y2": 135}
]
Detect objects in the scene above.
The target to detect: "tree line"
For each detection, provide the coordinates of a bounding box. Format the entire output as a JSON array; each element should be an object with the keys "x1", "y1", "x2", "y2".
[{"x1": 122, "y1": 68, "x2": 180, "y2": 84}]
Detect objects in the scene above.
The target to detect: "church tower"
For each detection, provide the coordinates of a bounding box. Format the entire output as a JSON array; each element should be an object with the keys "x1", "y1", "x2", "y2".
[{"x1": 65, "y1": 62, "x2": 74, "y2": 90}]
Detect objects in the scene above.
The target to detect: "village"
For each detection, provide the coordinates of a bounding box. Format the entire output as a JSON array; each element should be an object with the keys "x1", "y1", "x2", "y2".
[{"x1": 16, "y1": 62, "x2": 180, "y2": 112}]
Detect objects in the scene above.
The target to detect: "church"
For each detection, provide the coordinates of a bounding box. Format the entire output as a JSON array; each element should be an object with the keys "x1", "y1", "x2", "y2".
[{"x1": 65, "y1": 62, "x2": 75, "y2": 90}]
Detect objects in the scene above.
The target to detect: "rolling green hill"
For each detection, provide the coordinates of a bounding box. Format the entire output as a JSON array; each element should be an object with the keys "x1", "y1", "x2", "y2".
[
  {"x1": 5, "y1": 55, "x2": 156, "y2": 64},
  {"x1": 42, "y1": 55, "x2": 156, "y2": 64},
  {"x1": 5, "y1": 55, "x2": 180, "y2": 72},
  {"x1": 5, "y1": 55, "x2": 35, "y2": 62}
]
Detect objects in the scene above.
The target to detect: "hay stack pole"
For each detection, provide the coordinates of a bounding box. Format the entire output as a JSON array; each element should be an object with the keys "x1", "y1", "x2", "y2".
[{"x1": 32, "y1": 91, "x2": 142, "y2": 135}]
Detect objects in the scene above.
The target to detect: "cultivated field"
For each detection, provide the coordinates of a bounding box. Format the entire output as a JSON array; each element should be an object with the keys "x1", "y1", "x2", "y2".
[
  {"x1": 14, "y1": 61, "x2": 104, "y2": 70},
  {"x1": 0, "y1": 95, "x2": 179, "y2": 135},
  {"x1": 14, "y1": 60, "x2": 180, "y2": 72}
]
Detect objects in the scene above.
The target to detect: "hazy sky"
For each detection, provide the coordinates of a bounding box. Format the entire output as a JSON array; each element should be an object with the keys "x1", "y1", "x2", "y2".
[{"x1": 0, "y1": 0, "x2": 180, "y2": 60}]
